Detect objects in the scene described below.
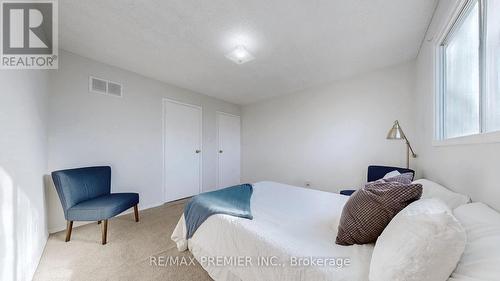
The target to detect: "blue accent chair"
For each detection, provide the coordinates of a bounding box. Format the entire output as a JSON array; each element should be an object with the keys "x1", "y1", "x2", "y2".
[
  {"x1": 340, "y1": 165, "x2": 415, "y2": 196},
  {"x1": 51, "y1": 166, "x2": 139, "y2": 244}
]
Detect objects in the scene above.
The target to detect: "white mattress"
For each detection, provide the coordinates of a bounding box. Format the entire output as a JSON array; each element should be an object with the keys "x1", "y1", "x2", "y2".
[{"x1": 171, "y1": 181, "x2": 374, "y2": 281}]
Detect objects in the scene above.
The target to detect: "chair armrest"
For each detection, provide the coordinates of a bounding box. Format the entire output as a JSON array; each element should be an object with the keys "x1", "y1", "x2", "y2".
[{"x1": 340, "y1": 189, "x2": 356, "y2": 196}]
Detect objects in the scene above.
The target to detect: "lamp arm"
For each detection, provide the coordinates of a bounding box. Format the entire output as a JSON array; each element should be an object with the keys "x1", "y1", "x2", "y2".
[
  {"x1": 404, "y1": 138, "x2": 417, "y2": 157},
  {"x1": 398, "y1": 125, "x2": 417, "y2": 158}
]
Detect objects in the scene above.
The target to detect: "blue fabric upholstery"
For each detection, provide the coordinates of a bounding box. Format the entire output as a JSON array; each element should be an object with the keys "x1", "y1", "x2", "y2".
[
  {"x1": 67, "y1": 193, "x2": 139, "y2": 221},
  {"x1": 51, "y1": 166, "x2": 139, "y2": 221},
  {"x1": 340, "y1": 165, "x2": 415, "y2": 196},
  {"x1": 367, "y1": 165, "x2": 415, "y2": 182},
  {"x1": 340, "y1": 190, "x2": 356, "y2": 196}
]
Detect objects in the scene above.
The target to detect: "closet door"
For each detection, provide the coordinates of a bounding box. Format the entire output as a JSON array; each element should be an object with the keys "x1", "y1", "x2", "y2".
[
  {"x1": 217, "y1": 112, "x2": 241, "y2": 188},
  {"x1": 164, "y1": 99, "x2": 202, "y2": 202}
]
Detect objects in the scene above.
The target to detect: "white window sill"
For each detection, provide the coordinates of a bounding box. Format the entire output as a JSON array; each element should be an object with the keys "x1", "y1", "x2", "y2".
[{"x1": 433, "y1": 130, "x2": 500, "y2": 146}]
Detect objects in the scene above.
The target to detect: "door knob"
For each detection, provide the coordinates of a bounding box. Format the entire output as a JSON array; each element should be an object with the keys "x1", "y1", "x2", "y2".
[
  {"x1": 219, "y1": 150, "x2": 223, "y2": 153},
  {"x1": 195, "y1": 150, "x2": 201, "y2": 153}
]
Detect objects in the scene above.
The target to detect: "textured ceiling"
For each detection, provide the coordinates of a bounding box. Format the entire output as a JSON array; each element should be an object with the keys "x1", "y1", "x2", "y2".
[{"x1": 59, "y1": 0, "x2": 437, "y2": 105}]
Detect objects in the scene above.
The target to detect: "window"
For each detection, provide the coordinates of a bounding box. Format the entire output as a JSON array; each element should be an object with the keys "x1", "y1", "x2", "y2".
[
  {"x1": 437, "y1": 0, "x2": 500, "y2": 140},
  {"x1": 484, "y1": 0, "x2": 500, "y2": 132}
]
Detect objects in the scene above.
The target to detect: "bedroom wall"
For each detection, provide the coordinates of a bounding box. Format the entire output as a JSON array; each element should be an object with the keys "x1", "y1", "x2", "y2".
[
  {"x1": 0, "y1": 70, "x2": 49, "y2": 281},
  {"x1": 241, "y1": 61, "x2": 416, "y2": 192},
  {"x1": 46, "y1": 50, "x2": 241, "y2": 233},
  {"x1": 414, "y1": 0, "x2": 500, "y2": 211}
]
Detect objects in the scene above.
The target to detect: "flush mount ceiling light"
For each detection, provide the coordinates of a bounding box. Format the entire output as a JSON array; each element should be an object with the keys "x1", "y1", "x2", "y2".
[{"x1": 225, "y1": 45, "x2": 254, "y2": 64}]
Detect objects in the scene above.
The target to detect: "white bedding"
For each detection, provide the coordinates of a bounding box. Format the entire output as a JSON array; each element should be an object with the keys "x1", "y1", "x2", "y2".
[{"x1": 171, "y1": 181, "x2": 374, "y2": 281}]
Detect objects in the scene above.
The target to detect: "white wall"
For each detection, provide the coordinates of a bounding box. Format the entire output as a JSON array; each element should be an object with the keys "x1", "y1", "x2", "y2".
[
  {"x1": 47, "y1": 51, "x2": 240, "y2": 233},
  {"x1": 242, "y1": 62, "x2": 416, "y2": 192},
  {"x1": 0, "y1": 70, "x2": 49, "y2": 281},
  {"x1": 414, "y1": 0, "x2": 500, "y2": 211}
]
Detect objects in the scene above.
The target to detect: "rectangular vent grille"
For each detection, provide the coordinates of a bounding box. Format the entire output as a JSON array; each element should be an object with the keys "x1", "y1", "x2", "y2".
[
  {"x1": 89, "y1": 76, "x2": 123, "y2": 97},
  {"x1": 107, "y1": 82, "x2": 122, "y2": 96}
]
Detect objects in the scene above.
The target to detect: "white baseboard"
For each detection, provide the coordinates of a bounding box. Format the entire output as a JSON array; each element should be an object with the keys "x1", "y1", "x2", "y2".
[{"x1": 48, "y1": 201, "x2": 164, "y2": 234}]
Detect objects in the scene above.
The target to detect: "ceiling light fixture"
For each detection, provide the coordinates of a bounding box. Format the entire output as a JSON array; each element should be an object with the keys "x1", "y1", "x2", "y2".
[{"x1": 226, "y1": 45, "x2": 254, "y2": 64}]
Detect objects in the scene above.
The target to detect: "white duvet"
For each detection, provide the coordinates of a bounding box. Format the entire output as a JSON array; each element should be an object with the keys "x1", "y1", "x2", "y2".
[{"x1": 171, "y1": 181, "x2": 374, "y2": 281}]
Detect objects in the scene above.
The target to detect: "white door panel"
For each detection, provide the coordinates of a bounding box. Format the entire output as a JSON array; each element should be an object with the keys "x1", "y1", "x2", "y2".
[
  {"x1": 164, "y1": 99, "x2": 202, "y2": 202},
  {"x1": 217, "y1": 112, "x2": 241, "y2": 188}
]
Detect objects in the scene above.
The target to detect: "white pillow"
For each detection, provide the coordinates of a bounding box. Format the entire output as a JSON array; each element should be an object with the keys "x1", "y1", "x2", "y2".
[
  {"x1": 369, "y1": 198, "x2": 466, "y2": 281},
  {"x1": 449, "y1": 203, "x2": 500, "y2": 281},
  {"x1": 413, "y1": 179, "x2": 471, "y2": 209},
  {"x1": 383, "y1": 170, "x2": 401, "y2": 179}
]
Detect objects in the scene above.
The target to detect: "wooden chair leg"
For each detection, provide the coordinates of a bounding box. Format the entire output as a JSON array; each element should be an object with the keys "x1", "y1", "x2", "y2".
[
  {"x1": 101, "y1": 219, "x2": 108, "y2": 245},
  {"x1": 134, "y1": 205, "x2": 139, "y2": 222},
  {"x1": 65, "y1": 221, "x2": 73, "y2": 242}
]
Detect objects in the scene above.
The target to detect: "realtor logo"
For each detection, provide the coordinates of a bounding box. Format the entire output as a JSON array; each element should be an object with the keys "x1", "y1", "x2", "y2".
[{"x1": 1, "y1": 0, "x2": 58, "y2": 69}]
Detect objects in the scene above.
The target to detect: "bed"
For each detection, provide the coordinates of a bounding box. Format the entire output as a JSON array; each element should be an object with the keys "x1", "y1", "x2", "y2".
[{"x1": 171, "y1": 181, "x2": 374, "y2": 281}]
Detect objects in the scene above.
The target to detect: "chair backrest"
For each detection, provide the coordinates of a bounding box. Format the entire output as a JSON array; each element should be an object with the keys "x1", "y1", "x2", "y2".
[
  {"x1": 51, "y1": 166, "x2": 112, "y2": 217},
  {"x1": 367, "y1": 165, "x2": 415, "y2": 182}
]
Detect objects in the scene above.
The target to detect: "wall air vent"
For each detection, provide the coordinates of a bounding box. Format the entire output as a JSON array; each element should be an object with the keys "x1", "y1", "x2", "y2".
[
  {"x1": 106, "y1": 81, "x2": 122, "y2": 97},
  {"x1": 89, "y1": 76, "x2": 123, "y2": 97}
]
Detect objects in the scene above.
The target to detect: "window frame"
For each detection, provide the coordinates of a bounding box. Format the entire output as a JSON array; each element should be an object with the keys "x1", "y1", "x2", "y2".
[{"x1": 434, "y1": 0, "x2": 498, "y2": 145}]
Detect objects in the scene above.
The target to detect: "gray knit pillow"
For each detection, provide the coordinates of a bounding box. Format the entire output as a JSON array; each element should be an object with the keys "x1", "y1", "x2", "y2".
[
  {"x1": 335, "y1": 181, "x2": 422, "y2": 246},
  {"x1": 383, "y1": 172, "x2": 414, "y2": 184}
]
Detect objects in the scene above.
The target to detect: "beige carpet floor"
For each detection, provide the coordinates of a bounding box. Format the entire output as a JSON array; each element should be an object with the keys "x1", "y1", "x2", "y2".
[{"x1": 33, "y1": 200, "x2": 212, "y2": 281}]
